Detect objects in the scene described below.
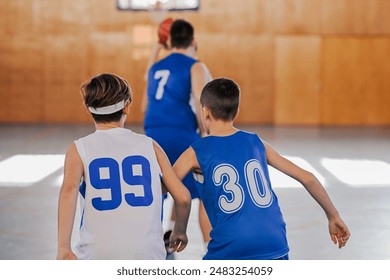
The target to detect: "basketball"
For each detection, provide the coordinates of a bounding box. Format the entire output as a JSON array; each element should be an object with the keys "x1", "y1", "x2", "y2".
[{"x1": 158, "y1": 17, "x2": 174, "y2": 46}]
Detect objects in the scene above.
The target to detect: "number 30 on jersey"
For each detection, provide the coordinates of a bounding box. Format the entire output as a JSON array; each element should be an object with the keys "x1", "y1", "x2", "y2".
[{"x1": 213, "y1": 159, "x2": 273, "y2": 213}]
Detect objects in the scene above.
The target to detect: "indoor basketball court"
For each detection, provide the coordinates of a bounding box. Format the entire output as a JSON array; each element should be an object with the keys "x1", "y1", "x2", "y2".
[{"x1": 1, "y1": 0, "x2": 390, "y2": 264}]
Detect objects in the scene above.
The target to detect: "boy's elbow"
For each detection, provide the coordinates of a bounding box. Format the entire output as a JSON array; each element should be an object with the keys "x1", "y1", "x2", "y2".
[
  {"x1": 178, "y1": 190, "x2": 192, "y2": 209},
  {"x1": 300, "y1": 171, "x2": 318, "y2": 186},
  {"x1": 172, "y1": 186, "x2": 191, "y2": 209},
  {"x1": 183, "y1": 191, "x2": 192, "y2": 207}
]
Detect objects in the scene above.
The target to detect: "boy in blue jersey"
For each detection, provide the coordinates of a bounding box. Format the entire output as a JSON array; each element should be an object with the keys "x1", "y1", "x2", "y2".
[
  {"x1": 173, "y1": 78, "x2": 351, "y2": 260},
  {"x1": 143, "y1": 19, "x2": 213, "y2": 252}
]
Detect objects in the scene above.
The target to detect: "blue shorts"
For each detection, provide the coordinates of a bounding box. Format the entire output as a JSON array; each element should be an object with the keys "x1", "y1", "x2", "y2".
[{"x1": 145, "y1": 126, "x2": 200, "y2": 199}]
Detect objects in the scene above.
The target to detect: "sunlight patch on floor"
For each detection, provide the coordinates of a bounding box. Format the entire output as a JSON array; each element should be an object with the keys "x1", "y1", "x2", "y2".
[
  {"x1": 269, "y1": 156, "x2": 326, "y2": 189},
  {"x1": 0, "y1": 154, "x2": 65, "y2": 187},
  {"x1": 321, "y1": 158, "x2": 390, "y2": 187}
]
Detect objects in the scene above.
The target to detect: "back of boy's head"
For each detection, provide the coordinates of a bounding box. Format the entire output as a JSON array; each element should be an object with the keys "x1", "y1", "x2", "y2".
[
  {"x1": 170, "y1": 19, "x2": 194, "y2": 49},
  {"x1": 81, "y1": 73, "x2": 131, "y2": 123},
  {"x1": 200, "y1": 78, "x2": 240, "y2": 121}
]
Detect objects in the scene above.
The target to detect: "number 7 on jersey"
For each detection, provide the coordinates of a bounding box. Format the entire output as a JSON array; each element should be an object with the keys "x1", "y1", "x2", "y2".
[{"x1": 154, "y1": 70, "x2": 170, "y2": 100}]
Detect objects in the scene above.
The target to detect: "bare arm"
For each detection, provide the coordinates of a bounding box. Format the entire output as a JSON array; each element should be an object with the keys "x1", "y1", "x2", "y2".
[
  {"x1": 141, "y1": 43, "x2": 166, "y2": 113},
  {"x1": 141, "y1": 88, "x2": 148, "y2": 114},
  {"x1": 191, "y1": 62, "x2": 212, "y2": 136},
  {"x1": 173, "y1": 146, "x2": 200, "y2": 180},
  {"x1": 57, "y1": 143, "x2": 84, "y2": 259},
  {"x1": 153, "y1": 141, "x2": 191, "y2": 252},
  {"x1": 263, "y1": 141, "x2": 350, "y2": 248}
]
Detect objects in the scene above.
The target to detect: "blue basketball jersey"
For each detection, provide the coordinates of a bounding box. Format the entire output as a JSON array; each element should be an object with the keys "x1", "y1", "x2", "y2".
[
  {"x1": 144, "y1": 53, "x2": 201, "y2": 198},
  {"x1": 191, "y1": 131, "x2": 289, "y2": 260},
  {"x1": 144, "y1": 53, "x2": 198, "y2": 131}
]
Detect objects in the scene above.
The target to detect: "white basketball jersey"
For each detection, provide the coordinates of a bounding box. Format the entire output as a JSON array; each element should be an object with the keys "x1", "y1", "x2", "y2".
[{"x1": 74, "y1": 128, "x2": 165, "y2": 259}]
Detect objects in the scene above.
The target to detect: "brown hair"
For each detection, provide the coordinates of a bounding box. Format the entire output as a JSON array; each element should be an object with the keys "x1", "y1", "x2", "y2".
[
  {"x1": 81, "y1": 73, "x2": 131, "y2": 123},
  {"x1": 200, "y1": 78, "x2": 240, "y2": 121}
]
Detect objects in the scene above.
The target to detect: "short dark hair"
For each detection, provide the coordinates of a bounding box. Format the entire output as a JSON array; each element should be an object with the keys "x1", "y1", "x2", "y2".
[
  {"x1": 200, "y1": 78, "x2": 240, "y2": 121},
  {"x1": 170, "y1": 19, "x2": 194, "y2": 49},
  {"x1": 81, "y1": 73, "x2": 131, "y2": 123}
]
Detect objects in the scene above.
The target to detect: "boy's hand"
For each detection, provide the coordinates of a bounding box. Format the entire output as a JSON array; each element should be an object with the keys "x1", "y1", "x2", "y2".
[
  {"x1": 329, "y1": 217, "x2": 350, "y2": 248},
  {"x1": 57, "y1": 249, "x2": 78, "y2": 260},
  {"x1": 169, "y1": 231, "x2": 188, "y2": 253}
]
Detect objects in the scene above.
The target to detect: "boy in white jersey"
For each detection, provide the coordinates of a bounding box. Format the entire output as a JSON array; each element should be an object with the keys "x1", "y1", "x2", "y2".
[
  {"x1": 173, "y1": 78, "x2": 350, "y2": 259},
  {"x1": 57, "y1": 73, "x2": 191, "y2": 260}
]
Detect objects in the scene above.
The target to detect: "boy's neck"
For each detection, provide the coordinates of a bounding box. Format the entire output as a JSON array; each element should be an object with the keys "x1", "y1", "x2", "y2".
[
  {"x1": 95, "y1": 122, "x2": 124, "y2": 130},
  {"x1": 208, "y1": 121, "x2": 238, "y2": 136},
  {"x1": 171, "y1": 47, "x2": 196, "y2": 58}
]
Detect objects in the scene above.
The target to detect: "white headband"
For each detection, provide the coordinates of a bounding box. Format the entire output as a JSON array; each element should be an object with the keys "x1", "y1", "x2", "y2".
[{"x1": 88, "y1": 100, "x2": 126, "y2": 115}]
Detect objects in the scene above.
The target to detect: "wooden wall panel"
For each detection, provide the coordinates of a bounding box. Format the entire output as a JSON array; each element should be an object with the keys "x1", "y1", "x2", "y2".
[
  {"x1": 232, "y1": 36, "x2": 274, "y2": 124},
  {"x1": 195, "y1": 34, "x2": 274, "y2": 124},
  {"x1": 193, "y1": 34, "x2": 227, "y2": 83},
  {"x1": 1, "y1": 0, "x2": 390, "y2": 125},
  {"x1": 0, "y1": 0, "x2": 43, "y2": 122},
  {"x1": 322, "y1": 0, "x2": 390, "y2": 35},
  {"x1": 0, "y1": 34, "x2": 43, "y2": 122},
  {"x1": 274, "y1": 36, "x2": 321, "y2": 125},
  {"x1": 0, "y1": 0, "x2": 41, "y2": 35},
  {"x1": 40, "y1": 0, "x2": 91, "y2": 35},
  {"x1": 196, "y1": 0, "x2": 273, "y2": 34},
  {"x1": 42, "y1": 35, "x2": 89, "y2": 123},
  {"x1": 274, "y1": 0, "x2": 322, "y2": 34},
  {"x1": 322, "y1": 37, "x2": 390, "y2": 125},
  {"x1": 40, "y1": 0, "x2": 91, "y2": 123}
]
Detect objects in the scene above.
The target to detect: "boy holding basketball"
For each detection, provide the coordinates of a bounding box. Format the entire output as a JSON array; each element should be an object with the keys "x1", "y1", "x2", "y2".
[
  {"x1": 143, "y1": 19, "x2": 213, "y2": 255},
  {"x1": 173, "y1": 78, "x2": 350, "y2": 260},
  {"x1": 57, "y1": 73, "x2": 191, "y2": 260}
]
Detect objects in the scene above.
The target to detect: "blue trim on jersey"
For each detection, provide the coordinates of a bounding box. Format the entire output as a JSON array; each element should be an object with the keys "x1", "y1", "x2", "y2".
[
  {"x1": 191, "y1": 131, "x2": 290, "y2": 260},
  {"x1": 79, "y1": 181, "x2": 86, "y2": 198},
  {"x1": 79, "y1": 181, "x2": 86, "y2": 228},
  {"x1": 79, "y1": 209, "x2": 84, "y2": 230},
  {"x1": 274, "y1": 254, "x2": 289, "y2": 260}
]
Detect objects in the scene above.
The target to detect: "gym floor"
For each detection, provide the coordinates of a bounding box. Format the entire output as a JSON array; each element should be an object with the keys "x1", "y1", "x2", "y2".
[{"x1": 0, "y1": 124, "x2": 389, "y2": 260}]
